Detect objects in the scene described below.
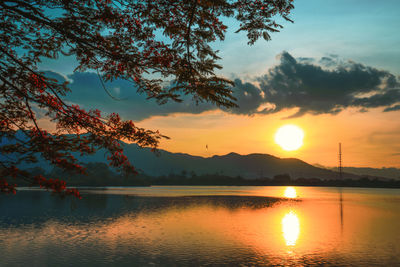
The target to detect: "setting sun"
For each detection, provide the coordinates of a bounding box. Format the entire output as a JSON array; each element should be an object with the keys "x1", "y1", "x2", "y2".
[{"x1": 274, "y1": 125, "x2": 304, "y2": 151}]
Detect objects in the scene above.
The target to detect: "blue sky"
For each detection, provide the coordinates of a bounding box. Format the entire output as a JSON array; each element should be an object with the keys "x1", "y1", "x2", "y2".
[{"x1": 214, "y1": 0, "x2": 400, "y2": 77}]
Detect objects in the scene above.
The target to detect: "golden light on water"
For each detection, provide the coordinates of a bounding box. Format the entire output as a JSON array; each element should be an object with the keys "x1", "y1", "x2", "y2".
[
  {"x1": 274, "y1": 124, "x2": 304, "y2": 151},
  {"x1": 284, "y1": 186, "x2": 297, "y2": 198},
  {"x1": 282, "y1": 211, "x2": 300, "y2": 246}
]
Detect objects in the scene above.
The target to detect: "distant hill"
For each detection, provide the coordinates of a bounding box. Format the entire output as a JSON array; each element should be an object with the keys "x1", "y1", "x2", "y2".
[
  {"x1": 0, "y1": 131, "x2": 370, "y2": 180},
  {"x1": 76, "y1": 143, "x2": 360, "y2": 180},
  {"x1": 323, "y1": 166, "x2": 400, "y2": 180}
]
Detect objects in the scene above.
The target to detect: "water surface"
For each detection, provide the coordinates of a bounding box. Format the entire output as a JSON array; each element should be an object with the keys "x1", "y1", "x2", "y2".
[{"x1": 1, "y1": 186, "x2": 399, "y2": 266}]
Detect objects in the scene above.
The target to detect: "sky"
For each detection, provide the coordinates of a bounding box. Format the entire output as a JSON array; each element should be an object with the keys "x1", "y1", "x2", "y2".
[{"x1": 39, "y1": 0, "x2": 400, "y2": 168}]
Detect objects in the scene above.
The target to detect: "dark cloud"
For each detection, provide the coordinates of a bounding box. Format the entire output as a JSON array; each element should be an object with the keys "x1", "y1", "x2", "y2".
[
  {"x1": 230, "y1": 78, "x2": 265, "y2": 115},
  {"x1": 384, "y1": 104, "x2": 400, "y2": 112},
  {"x1": 43, "y1": 51, "x2": 400, "y2": 120},
  {"x1": 232, "y1": 51, "x2": 400, "y2": 117}
]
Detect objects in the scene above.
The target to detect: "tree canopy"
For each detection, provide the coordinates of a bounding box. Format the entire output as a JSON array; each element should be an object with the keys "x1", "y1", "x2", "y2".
[{"x1": 0, "y1": 0, "x2": 294, "y2": 197}]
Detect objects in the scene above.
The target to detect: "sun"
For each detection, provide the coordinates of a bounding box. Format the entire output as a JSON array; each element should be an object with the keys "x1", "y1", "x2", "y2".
[{"x1": 275, "y1": 125, "x2": 304, "y2": 151}]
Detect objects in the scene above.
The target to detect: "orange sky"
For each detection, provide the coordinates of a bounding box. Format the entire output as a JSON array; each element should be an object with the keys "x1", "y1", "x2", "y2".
[{"x1": 138, "y1": 107, "x2": 400, "y2": 168}]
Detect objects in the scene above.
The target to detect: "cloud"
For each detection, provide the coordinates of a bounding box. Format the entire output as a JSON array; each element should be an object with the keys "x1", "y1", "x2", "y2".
[
  {"x1": 319, "y1": 56, "x2": 337, "y2": 67},
  {"x1": 297, "y1": 57, "x2": 315, "y2": 64},
  {"x1": 384, "y1": 104, "x2": 400, "y2": 112},
  {"x1": 43, "y1": 51, "x2": 400, "y2": 120},
  {"x1": 232, "y1": 51, "x2": 400, "y2": 117},
  {"x1": 229, "y1": 79, "x2": 265, "y2": 115}
]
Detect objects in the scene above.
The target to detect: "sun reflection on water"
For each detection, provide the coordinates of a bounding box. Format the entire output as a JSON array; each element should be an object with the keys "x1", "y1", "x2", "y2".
[
  {"x1": 282, "y1": 210, "x2": 300, "y2": 246},
  {"x1": 284, "y1": 187, "x2": 297, "y2": 198}
]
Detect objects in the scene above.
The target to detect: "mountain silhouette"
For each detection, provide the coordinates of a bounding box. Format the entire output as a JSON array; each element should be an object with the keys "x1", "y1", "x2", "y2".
[
  {"x1": 0, "y1": 132, "x2": 375, "y2": 180},
  {"x1": 77, "y1": 143, "x2": 360, "y2": 180}
]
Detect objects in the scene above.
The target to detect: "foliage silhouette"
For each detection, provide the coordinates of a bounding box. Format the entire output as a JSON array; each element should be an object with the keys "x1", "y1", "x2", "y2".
[{"x1": 0, "y1": 0, "x2": 294, "y2": 196}]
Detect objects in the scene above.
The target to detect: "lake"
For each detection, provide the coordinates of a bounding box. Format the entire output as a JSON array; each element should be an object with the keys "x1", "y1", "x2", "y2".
[{"x1": 1, "y1": 186, "x2": 400, "y2": 266}]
